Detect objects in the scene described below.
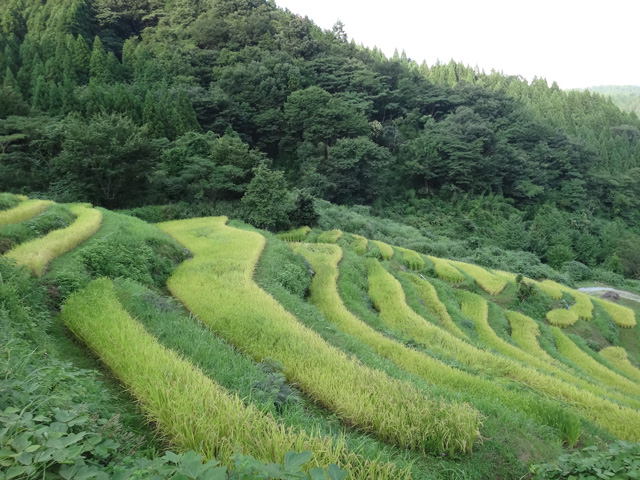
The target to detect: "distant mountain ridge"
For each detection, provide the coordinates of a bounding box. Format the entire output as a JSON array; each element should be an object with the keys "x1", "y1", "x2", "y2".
[{"x1": 586, "y1": 86, "x2": 640, "y2": 115}]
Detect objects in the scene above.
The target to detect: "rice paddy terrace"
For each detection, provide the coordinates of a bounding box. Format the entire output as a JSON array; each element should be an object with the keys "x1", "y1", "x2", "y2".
[{"x1": 2, "y1": 193, "x2": 640, "y2": 479}]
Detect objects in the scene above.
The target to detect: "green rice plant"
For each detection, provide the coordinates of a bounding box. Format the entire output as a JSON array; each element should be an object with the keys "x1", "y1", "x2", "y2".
[
  {"x1": 551, "y1": 327, "x2": 640, "y2": 399},
  {"x1": 402, "y1": 274, "x2": 467, "y2": 338},
  {"x1": 427, "y1": 256, "x2": 465, "y2": 283},
  {"x1": 396, "y1": 247, "x2": 425, "y2": 270},
  {"x1": 349, "y1": 233, "x2": 368, "y2": 255},
  {"x1": 371, "y1": 240, "x2": 394, "y2": 260},
  {"x1": 595, "y1": 298, "x2": 637, "y2": 328},
  {"x1": 366, "y1": 258, "x2": 640, "y2": 441},
  {"x1": 0, "y1": 199, "x2": 53, "y2": 227},
  {"x1": 61, "y1": 278, "x2": 403, "y2": 479},
  {"x1": 292, "y1": 243, "x2": 583, "y2": 444},
  {"x1": 546, "y1": 309, "x2": 579, "y2": 327},
  {"x1": 600, "y1": 347, "x2": 640, "y2": 384},
  {"x1": 448, "y1": 260, "x2": 507, "y2": 295},
  {"x1": 317, "y1": 229, "x2": 343, "y2": 243},
  {"x1": 277, "y1": 226, "x2": 311, "y2": 242},
  {"x1": 159, "y1": 217, "x2": 478, "y2": 455},
  {"x1": 5, "y1": 204, "x2": 102, "y2": 276}
]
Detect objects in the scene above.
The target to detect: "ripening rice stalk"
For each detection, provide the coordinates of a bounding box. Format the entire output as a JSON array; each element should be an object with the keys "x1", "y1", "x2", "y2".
[
  {"x1": 366, "y1": 258, "x2": 640, "y2": 441},
  {"x1": 448, "y1": 261, "x2": 507, "y2": 295},
  {"x1": 595, "y1": 298, "x2": 637, "y2": 328},
  {"x1": 397, "y1": 247, "x2": 425, "y2": 270},
  {"x1": 0, "y1": 199, "x2": 53, "y2": 227},
  {"x1": 546, "y1": 309, "x2": 579, "y2": 327},
  {"x1": 61, "y1": 278, "x2": 406, "y2": 479},
  {"x1": 277, "y1": 226, "x2": 311, "y2": 242},
  {"x1": 536, "y1": 280, "x2": 565, "y2": 300},
  {"x1": 349, "y1": 234, "x2": 368, "y2": 255},
  {"x1": 5, "y1": 204, "x2": 102, "y2": 276},
  {"x1": 159, "y1": 217, "x2": 478, "y2": 455},
  {"x1": 567, "y1": 290, "x2": 594, "y2": 320},
  {"x1": 427, "y1": 256, "x2": 465, "y2": 283},
  {"x1": 291, "y1": 242, "x2": 580, "y2": 444},
  {"x1": 599, "y1": 347, "x2": 640, "y2": 384},
  {"x1": 371, "y1": 240, "x2": 394, "y2": 260},
  {"x1": 317, "y1": 229, "x2": 343, "y2": 243},
  {"x1": 551, "y1": 326, "x2": 640, "y2": 398},
  {"x1": 403, "y1": 274, "x2": 467, "y2": 338},
  {"x1": 505, "y1": 311, "x2": 558, "y2": 365}
]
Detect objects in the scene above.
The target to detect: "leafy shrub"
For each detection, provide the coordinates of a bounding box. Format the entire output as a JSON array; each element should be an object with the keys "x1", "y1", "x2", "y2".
[
  {"x1": 561, "y1": 261, "x2": 593, "y2": 282},
  {"x1": 532, "y1": 441, "x2": 640, "y2": 479},
  {"x1": 0, "y1": 192, "x2": 21, "y2": 211}
]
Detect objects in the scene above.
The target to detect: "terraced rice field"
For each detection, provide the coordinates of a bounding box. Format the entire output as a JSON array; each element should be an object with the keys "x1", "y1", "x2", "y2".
[
  {"x1": 448, "y1": 260, "x2": 507, "y2": 295},
  {"x1": 5, "y1": 203, "x2": 102, "y2": 276},
  {"x1": 0, "y1": 198, "x2": 53, "y2": 227},
  {"x1": 427, "y1": 256, "x2": 465, "y2": 283},
  {"x1": 159, "y1": 218, "x2": 480, "y2": 455}
]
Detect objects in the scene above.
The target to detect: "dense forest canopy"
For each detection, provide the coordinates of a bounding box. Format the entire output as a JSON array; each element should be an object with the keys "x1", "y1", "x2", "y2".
[{"x1": 1, "y1": 0, "x2": 640, "y2": 278}]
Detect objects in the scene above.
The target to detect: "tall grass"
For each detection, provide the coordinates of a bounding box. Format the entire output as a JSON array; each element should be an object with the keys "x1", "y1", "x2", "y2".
[
  {"x1": 396, "y1": 247, "x2": 425, "y2": 270},
  {"x1": 0, "y1": 199, "x2": 53, "y2": 227},
  {"x1": 292, "y1": 242, "x2": 583, "y2": 444},
  {"x1": 349, "y1": 234, "x2": 368, "y2": 255},
  {"x1": 61, "y1": 279, "x2": 403, "y2": 478},
  {"x1": 366, "y1": 258, "x2": 640, "y2": 441},
  {"x1": 448, "y1": 260, "x2": 507, "y2": 295},
  {"x1": 402, "y1": 274, "x2": 467, "y2": 338},
  {"x1": 599, "y1": 347, "x2": 640, "y2": 383},
  {"x1": 317, "y1": 229, "x2": 343, "y2": 243},
  {"x1": 5, "y1": 204, "x2": 102, "y2": 276},
  {"x1": 427, "y1": 256, "x2": 465, "y2": 283},
  {"x1": 277, "y1": 226, "x2": 311, "y2": 242},
  {"x1": 371, "y1": 240, "x2": 394, "y2": 260},
  {"x1": 550, "y1": 327, "x2": 640, "y2": 398},
  {"x1": 159, "y1": 217, "x2": 477, "y2": 455},
  {"x1": 546, "y1": 309, "x2": 579, "y2": 327},
  {"x1": 595, "y1": 298, "x2": 637, "y2": 328}
]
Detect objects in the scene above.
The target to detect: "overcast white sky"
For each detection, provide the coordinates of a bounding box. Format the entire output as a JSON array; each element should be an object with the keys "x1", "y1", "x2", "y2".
[{"x1": 274, "y1": 0, "x2": 639, "y2": 90}]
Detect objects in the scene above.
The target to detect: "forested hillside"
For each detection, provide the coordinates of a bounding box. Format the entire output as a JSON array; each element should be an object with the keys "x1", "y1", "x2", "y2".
[
  {"x1": 587, "y1": 86, "x2": 640, "y2": 115},
  {"x1": 1, "y1": 0, "x2": 640, "y2": 280}
]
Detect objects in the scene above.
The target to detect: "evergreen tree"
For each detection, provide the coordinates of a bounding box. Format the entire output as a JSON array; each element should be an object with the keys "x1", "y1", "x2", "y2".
[{"x1": 89, "y1": 35, "x2": 107, "y2": 81}]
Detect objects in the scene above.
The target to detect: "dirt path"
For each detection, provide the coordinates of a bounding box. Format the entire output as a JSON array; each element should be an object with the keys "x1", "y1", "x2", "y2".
[{"x1": 578, "y1": 287, "x2": 640, "y2": 304}]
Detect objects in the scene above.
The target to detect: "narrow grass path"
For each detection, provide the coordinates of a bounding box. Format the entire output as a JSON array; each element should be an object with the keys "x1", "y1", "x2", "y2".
[
  {"x1": 159, "y1": 217, "x2": 480, "y2": 455},
  {"x1": 61, "y1": 278, "x2": 403, "y2": 479},
  {"x1": 292, "y1": 242, "x2": 584, "y2": 443},
  {"x1": 0, "y1": 199, "x2": 53, "y2": 227},
  {"x1": 366, "y1": 258, "x2": 640, "y2": 441},
  {"x1": 5, "y1": 204, "x2": 102, "y2": 276}
]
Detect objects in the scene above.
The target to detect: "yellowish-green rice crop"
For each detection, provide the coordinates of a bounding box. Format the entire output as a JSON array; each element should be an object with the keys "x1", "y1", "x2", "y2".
[
  {"x1": 277, "y1": 226, "x2": 311, "y2": 242},
  {"x1": 459, "y1": 293, "x2": 640, "y2": 408},
  {"x1": 396, "y1": 247, "x2": 425, "y2": 270},
  {"x1": 159, "y1": 217, "x2": 478, "y2": 455},
  {"x1": 595, "y1": 298, "x2": 637, "y2": 328},
  {"x1": 349, "y1": 234, "x2": 368, "y2": 255},
  {"x1": 61, "y1": 278, "x2": 405, "y2": 479},
  {"x1": 366, "y1": 258, "x2": 640, "y2": 440},
  {"x1": 292, "y1": 243, "x2": 581, "y2": 443},
  {"x1": 371, "y1": 240, "x2": 394, "y2": 260},
  {"x1": 536, "y1": 280, "x2": 565, "y2": 300},
  {"x1": 550, "y1": 327, "x2": 640, "y2": 398},
  {"x1": 546, "y1": 309, "x2": 579, "y2": 327},
  {"x1": 0, "y1": 199, "x2": 53, "y2": 227},
  {"x1": 5, "y1": 204, "x2": 102, "y2": 276},
  {"x1": 403, "y1": 274, "x2": 467, "y2": 338},
  {"x1": 568, "y1": 291, "x2": 594, "y2": 320},
  {"x1": 448, "y1": 261, "x2": 507, "y2": 295},
  {"x1": 427, "y1": 256, "x2": 465, "y2": 283},
  {"x1": 599, "y1": 347, "x2": 640, "y2": 383},
  {"x1": 506, "y1": 311, "x2": 558, "y2": 365},
  {"x1": 317, "y1": 229, "x2": 343, "y2": 243}
]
